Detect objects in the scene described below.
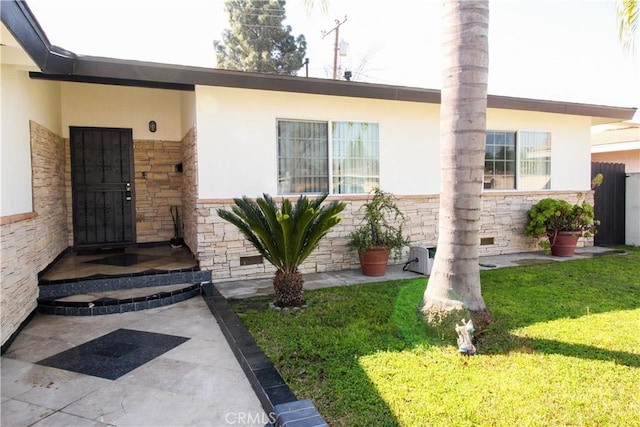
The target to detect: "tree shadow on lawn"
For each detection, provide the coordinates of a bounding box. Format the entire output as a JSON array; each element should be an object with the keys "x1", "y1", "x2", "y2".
[
  {"x1": 233, "y1": 283, "x2": 410, "y2": 426},
  {"x1": 233, "y1": 251, "x2": 639, "y2": 424},
  {"x1": 472, "y1": 253, "x2": 640, "y2": 367},
  {"x1": 486, "y1": 335, "x2": 640, "y2": 368}
]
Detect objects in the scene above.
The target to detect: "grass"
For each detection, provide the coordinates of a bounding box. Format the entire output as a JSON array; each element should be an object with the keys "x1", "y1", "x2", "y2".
[{"x1": 231, "y1": 248, "x2": 640, "y2": 426}]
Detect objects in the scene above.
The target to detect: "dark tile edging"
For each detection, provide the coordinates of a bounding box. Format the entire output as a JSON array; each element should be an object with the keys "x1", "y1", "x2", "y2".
[
  {"x1": 39, "y1": 270, "x2": 211, "y2": 299},
  {"x1": 201, "y1": 283, "x2": 328, "y2": 427},
  {"x1": 37, "y1": 284, "x2": 201, "y2": 316}
]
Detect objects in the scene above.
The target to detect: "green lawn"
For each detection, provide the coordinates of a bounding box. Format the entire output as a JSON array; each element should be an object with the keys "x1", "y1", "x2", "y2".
[{"x1": 231, "y1": 248, "x2": 640, "y2": 426}]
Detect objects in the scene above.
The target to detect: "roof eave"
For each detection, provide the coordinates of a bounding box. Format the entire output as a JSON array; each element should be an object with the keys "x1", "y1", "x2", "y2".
[
  {"x1": 4, "y1": 0, "x2": 636, "y2": 122},
  {"x1": 0, "y1": 0, "x2": 75, "y2": 73}
]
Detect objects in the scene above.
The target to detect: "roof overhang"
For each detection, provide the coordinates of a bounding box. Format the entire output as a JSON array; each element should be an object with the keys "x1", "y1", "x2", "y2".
[
  {"x1": 591, "y1": 140, "x2": 640, "y2": 153},
  {"x1": 3, "y1": 0, "x2": 637, "y2": 122}
]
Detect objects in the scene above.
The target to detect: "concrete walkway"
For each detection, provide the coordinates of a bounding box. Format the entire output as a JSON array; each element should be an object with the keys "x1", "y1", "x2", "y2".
[
  {"x1": 1, "y1": 297, "x2": 267, "y2": 427},
  {"x1": 215, "y1": 246, "x2": 619, "y2": 299},
  {"x1": 1, "y1": 246, "x2": 618, "y2": 427}
]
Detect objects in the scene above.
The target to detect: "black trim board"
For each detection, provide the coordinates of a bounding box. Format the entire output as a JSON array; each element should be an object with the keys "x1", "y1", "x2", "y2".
[
  {"x1": 201, "y1": 283, "x2": 328, "y2": 426},
  {"x1": 29, "y1": 72, "x2": 194, "y2": 92}
]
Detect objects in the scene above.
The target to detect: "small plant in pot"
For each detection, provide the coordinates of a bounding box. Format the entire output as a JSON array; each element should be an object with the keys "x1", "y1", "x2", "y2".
[
  {"x1": 348, "y1": 188, "x2": 411, "y2": 276},
  {"x1": 524, "y1": 175, "x2": 602, "y2": 257}
]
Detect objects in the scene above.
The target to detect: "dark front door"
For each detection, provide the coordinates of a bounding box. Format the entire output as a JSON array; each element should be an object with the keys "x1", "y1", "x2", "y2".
[{"x1": 71, "y1": 127, "x2": 136, "y2": 249}]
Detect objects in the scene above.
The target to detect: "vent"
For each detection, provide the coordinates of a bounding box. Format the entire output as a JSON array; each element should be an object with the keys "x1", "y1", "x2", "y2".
[
  {"x1": 240, "y1": 255, "x2": 263, "y2": 266},
  {"x1": 480, "y1": 237, "x2": 495, "y2": 246}
]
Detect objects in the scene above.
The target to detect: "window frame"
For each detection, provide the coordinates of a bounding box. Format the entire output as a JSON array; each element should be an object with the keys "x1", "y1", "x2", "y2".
[
  {"x1": 276, "y1": 118, "x2": 380, "y2": 196},
  {"x1": 484, "y1": 129, "x2": 551, "y2": 191}
]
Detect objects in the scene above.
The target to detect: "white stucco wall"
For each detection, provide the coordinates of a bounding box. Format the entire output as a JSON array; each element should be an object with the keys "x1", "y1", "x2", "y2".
[
  {"x1": 0, "y1": 65, "x2": 62, "y2": 216},
  {"x1": 180, "y1": 91, "x2": 196, "y2": 137},
  {"x1": 195, "y1": 86, "x2": 440, "y2": 198},
  {"x1": 195, "y1": 86, "x2": 594, "y2": 199},
  {"x1": 626, "y1": 173, "x2": 640, "y2": 246},
  {"x1": 592, "y1": 150, "x2": 640, "y2": 173},
  {"x1": 61, "y1": 83, "x2": 183, "y2": 140},
  {"x1": 486, "y1": 109, "x2": 592, "y2": 191}
]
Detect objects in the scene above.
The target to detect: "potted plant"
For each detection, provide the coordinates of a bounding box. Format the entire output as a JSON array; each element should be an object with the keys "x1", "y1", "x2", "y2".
[
  {"x1": 524, "y1": 194, "x2": 601, "y2": 258},
  {"x1": 170, "y1": 205, "x2": 184, "y2": 248},
  {"x1": 348, "y1": 188, "x2": 411, "y2": 276},
  {"x1": 524, "y1": 175, "x2": 602, "y2": 257}
]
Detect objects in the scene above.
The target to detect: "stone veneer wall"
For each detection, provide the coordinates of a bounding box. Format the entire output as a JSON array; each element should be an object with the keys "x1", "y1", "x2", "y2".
[
  {"x1": 181, "y1": 127, "x2": 198, "y2": 254},
  {"x1": 133, "y1": 140, "x2": 183, "y2": 243},
  {"x1": 480, "y1": 191, "x2": 594, "y2": 254},
  {"x1": 195, "y1": 191, "x2": 593, "y2": 282},
  {"x1": 1, "y1": 122, "x2": 68, "y2": 345}
]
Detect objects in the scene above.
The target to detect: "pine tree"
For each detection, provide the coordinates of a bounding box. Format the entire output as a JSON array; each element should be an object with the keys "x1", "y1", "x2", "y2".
[{"x1": 215, "y1": 0, "x2": 307, "y2": 75}]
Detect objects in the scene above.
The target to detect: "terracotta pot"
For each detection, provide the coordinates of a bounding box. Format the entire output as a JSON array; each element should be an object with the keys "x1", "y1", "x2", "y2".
[
  {"x1": 359, "y1": 246, "x2": 390, "y2": 276},
  {"x1": 550, "y1": 231, "x2": 582, "y2": 257}
]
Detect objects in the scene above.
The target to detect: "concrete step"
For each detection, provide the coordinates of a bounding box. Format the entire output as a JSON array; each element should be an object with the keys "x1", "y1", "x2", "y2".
[{"x1": 38, "y1": 269, "x2": 212, "y2": 316}]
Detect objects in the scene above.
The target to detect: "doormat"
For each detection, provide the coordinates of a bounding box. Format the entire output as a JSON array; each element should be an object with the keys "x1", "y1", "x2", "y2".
[
  {"x1": 36, "y1": 329, "x2": 189, "y2": 380},
  {"x1": 77, "y1": 248, "x2": 125, "y2": 256},
  {"x1": 85, "y1": 253, "x2": 160, "y2": 267}
]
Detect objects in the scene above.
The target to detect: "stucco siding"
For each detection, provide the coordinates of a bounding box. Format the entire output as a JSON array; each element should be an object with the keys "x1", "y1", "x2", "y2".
[
  {"x1": 195, "y1": 86, "x2": 441, "y2": 198},
  {"x1": 195, "y1": 86, "x2": 594, "y2": 200},
  {"x1": 60, "y1": 83, "x2": 183, "y2": 140},
  {"x1": 486, "y1": 109, "x2": 592, "y2": 191},
  {"x1": 592, "y1": 150, "x2": 640, "y2": 173},
  {"x1": 1, "y1": 65, "x2": 61, "y2": 216}
]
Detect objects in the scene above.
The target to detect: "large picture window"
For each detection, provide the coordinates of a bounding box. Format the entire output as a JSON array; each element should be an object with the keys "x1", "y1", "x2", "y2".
[
  {"x1": 277, "y1": 120, "x2": 379, "y2": 195},
  {"x1": 484, "y1": 130, "x2": 550, "y2": 190}
]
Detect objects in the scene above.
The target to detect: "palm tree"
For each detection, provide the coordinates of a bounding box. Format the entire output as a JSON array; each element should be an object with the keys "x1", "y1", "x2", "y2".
[
  {"x1": 617, "y1": 0, "x2": 638, "y2": 51},
  {"x1": 420, "y1": 0, "x2": 492, "y2": 332},
  {"x1": 217, "y1": 193, "x2": 345, "y2": 307}
]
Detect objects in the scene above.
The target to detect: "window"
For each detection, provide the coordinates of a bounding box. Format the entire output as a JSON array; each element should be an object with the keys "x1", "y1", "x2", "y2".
[
  {"x1": 332, "y1": 122, "x2": 379, "y2": 194},
  {"x1": 277, "y1": 120, "x2": 379, "y2": 195},
  {"x1": 484, "y1": 131, "x2": 550, "y2": 190},
  {"x1": 277, "y1": 121, "x2": 328, "y2": 194},
  {"x1": 484, "y1": 131, "x2": 516, "y2": 189}
]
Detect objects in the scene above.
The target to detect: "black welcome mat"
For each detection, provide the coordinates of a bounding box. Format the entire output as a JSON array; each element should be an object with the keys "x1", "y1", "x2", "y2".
[
  {"x1": 77, "y1": 248, "x2": 125, "y2": 256},
  {"x1": 85, "y1": 253, "x2": 160, "y2": 267},
  {"x1": 37, "y1": 329, "x2": 189, "y2": 380}
]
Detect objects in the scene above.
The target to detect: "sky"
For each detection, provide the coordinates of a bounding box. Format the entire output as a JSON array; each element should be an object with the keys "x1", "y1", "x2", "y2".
[{"x1": 25, "y1": 0, "x2": 640, "y2": 118}]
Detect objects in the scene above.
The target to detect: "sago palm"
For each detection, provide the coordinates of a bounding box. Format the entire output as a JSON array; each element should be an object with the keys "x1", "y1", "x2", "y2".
[{"x1": 217, "y1": 193, "x2": 345, "y2": 307}]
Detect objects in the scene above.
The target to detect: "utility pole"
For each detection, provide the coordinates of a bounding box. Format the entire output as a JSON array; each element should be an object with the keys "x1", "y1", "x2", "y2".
[{"x1": 322, "y1": 16, "x2": 347, "y2": 80}]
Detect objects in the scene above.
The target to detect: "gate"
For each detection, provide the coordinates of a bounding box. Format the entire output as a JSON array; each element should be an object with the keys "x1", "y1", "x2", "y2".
[{"x1": 591, "y1": 162, "x2": 626, "y2": 246}]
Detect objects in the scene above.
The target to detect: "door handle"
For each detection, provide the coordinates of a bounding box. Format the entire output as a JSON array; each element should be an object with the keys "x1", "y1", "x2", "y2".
[{"x1": 125, "y1": 182, "x2": 132, "y2": 201}]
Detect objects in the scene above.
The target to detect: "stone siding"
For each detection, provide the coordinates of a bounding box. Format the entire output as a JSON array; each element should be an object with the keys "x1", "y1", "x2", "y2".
[
  {"x1": 1, "y1": 122, "x2": 68, "y2": 345},
  {"x1": 196, "y1": 191, "x2": 593, "y2": 282},
  {"x1": 133, "y1": 140, "x2": 183, "y2": 243},
  {"x1": 181, "y1": 127, "x2": 198, "y2": 254}
]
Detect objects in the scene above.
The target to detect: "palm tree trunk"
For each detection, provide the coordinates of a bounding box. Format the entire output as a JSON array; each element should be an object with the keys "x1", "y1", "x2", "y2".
[
  {"x1": 273, "y1": 269, "x2": 305, "y2": 307},
  {"x1": 420, "y1": 0, "x2": 492, "y2": 332}
]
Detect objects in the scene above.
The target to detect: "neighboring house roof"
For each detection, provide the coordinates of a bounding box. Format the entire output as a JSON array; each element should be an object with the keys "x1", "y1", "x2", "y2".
[
  {"x1": 2, "y1": 0, "x2": 637, "y2": 124},
  {"x1": 592, "y1": 122, "x2": 640, "y2": 153}
]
